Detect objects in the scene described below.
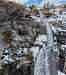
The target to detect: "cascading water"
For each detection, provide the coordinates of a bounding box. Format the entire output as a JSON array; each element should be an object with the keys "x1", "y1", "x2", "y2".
[
  {"x1": 34, "y1": 12, "x2": 57, "y2": 75},
  {"x1": 34, "y1": 45, "x2": 50, "y2": 75}
]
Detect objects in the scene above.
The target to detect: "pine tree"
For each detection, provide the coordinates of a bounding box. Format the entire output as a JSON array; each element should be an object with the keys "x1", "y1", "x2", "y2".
[
  {"x1": 43, "y1": 3, "x2": 46, "y2": 11},
  {"x1": 50, "y1": 4, "x2": 54, "y2": 9},
  {"x1": 47, "y1": 2, "x2": 49, "y2": 8},
  {"x1": 2, "y1": 29, "x2": 15, "y2": 49}
]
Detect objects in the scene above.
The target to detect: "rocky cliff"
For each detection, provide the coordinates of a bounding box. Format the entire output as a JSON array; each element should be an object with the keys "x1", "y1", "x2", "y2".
[{"x1": 0, "y1": 1, "x2": 43, "y2": 48}]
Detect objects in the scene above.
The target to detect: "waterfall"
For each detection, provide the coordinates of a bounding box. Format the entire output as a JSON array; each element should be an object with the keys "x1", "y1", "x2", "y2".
[
  {"x1": 34, "y1": 45, "x2": 50, "y2": 75},
  {"x1": 34, "y1": 12, "x2": 58, "y2": 75}
]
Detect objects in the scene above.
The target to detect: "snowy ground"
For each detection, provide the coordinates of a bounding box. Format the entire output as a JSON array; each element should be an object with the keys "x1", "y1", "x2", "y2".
[
  {"x1": 30, "y1": 34, "x2": 47, "y2": 61},
  {"x1": 58, "y1": 71, "x2": 65, "y2": 75}
]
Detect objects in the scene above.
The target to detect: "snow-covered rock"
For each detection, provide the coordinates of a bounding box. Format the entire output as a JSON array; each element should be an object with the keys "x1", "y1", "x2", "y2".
[{"x1": 58, "y1": 70, "x2": 65, "y2": 75}]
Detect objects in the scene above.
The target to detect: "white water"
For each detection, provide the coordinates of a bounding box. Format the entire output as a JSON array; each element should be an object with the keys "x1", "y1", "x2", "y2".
[
  {"x1": 34, "y1": 45, "x2": 49, "y2": 75},
  {"x1": 34, "y1": 12, "x2": 54, "y2": 75}
]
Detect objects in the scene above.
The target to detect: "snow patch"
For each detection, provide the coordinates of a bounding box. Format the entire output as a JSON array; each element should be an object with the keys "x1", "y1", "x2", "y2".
[{"x1": 58, "y1": 71, "x2": 65, "y2": 75}]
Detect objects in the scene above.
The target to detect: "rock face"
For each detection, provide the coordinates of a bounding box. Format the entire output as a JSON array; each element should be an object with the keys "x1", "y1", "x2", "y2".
[
  {"x1": 0, "y1": 0, "x2": 4, "y2": 3},
  {"x1": 0, "y1": 1, "x2": 42, "y2": 48}
]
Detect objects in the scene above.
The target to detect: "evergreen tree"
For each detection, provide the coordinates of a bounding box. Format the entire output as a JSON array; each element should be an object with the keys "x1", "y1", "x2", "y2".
[
  {"x1": 50, "y1": 4, "x2": 54, "y2": 9},
  {"x1": 43, "y1": 3, "x2": 46, "y2": 11},
  {"x1": 2, "y1": 29, "x2": 15, "y2": 49},
  {"x1": 47, "y1": 2, "x2": 49, "y2": 8}
]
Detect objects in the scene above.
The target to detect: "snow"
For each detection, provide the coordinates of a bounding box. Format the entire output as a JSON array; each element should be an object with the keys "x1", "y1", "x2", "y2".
[
  {"x1": 62, "y1": 14, "x2": 66, "y2": 19},
  {"x1": 54, "y1": 37, "x2": 57, "y2": 40},
  {"x1": 31, "y1": 15, "x2": 41, "y2": 22},
  {"x1": 19, "y1": 26, "x2": 22, "y2": 28},
  {"x1": 56, "y1": 28, "x2": 62, "y2": 31},
  {"x1": 1, "y1": 6, "x2": 66, "y2": 74},
  {"x1": 23, "y1": 48, "x2": 28, "y2": 53},
  {"x1": 31, "y1": 16, "x2": 37, "y2": 20},
  {"x1": 8, "y1": 59, "x2": 14, "y2": 62},
  {"x1": 4, "y1": 61, "x2": 8, "y2": 64},
  {"x1": 15, "y1": 35, "x2": 22, "y2": 41},
  {"x1": 3, "y1": 49, "x2": 14, "y2": 64},
  {"x1": 35, "y1": 18, "x2": 41, "y2": 22},
  {"x1": 13, "y1": 30, "x2": 23, "y2": 41},
  {"x1": 50, "y1": 24, "x2": 57, "y2": 33},
  {"x1": 4, "y1": 49, "x2": 9, "y2": 53},
  {"x1": 30, "y1": 34, "x2": 47, "y2": 61},
  {"x1": 15, "y1": 57, "x2": 20, "y2": 60},
  {"x1": 46, "y1": 18, "x2": 56, "y2": 22},
  {"x1": 26, "y1": 7, "x2": 31, "y2": 11},
  {"x1": 30, "y1": 47, "x2": 39, "y2": 61},
  {"x1": 17, "y1": 48, "x2": 22, "y2": 54},
  {"x1": 46, "y1": 8, "x2": 66, "y2": 28},
  {"x1": 58, "y1": 71, "x2": 65, "y2": 75},
  {"x1": 61, "y1": 45, "x2": 66, "y2": 48},
  {"x1": 35, "y1": 35, "x2": 47, "y2": 44},
  {"x1": 4, "y1": 55, "x2": 9, "y2": 61},
  {"x1": 61, "y1": 29, "x2": 66, "y2": 32},
  {"x1": 4, "y1": 55, "x2": 14, "y2": 63},
  {"x1": 53, "y1": 46, "x2": 58, "y2": 51},
  {"x1": 22, "y1": 61, "x2": 31, "y2": 64},
  {"x1": 61, "y1": 47, "x2": 65, "y2": 50},
  {"x1": 27, "y1": 34, "x2": 47, "y2": 61},
  {"x1": 34, "y1": 7, "x2": 66, "y2": 75}
]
